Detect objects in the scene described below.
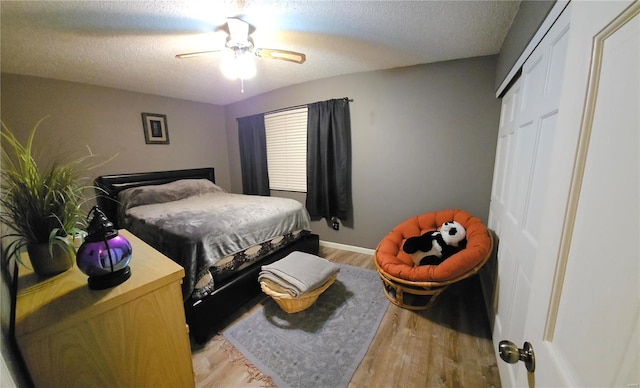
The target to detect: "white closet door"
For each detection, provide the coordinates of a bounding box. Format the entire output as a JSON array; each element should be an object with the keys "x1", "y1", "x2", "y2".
[
  {"x1": 489, "y1": 1, "x2": 639, "y2": 386},
  {"x1": 486, "y1": 7, "x2": 571, "y2": 387},
  {"x1": 518, "y1": 1, "x2": 639, "y2": 386}
]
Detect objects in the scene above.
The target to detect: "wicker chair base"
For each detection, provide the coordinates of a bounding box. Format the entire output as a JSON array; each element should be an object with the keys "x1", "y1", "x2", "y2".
[{"x1": 376, "y1": 265, "x2": 449, "y2": 310}]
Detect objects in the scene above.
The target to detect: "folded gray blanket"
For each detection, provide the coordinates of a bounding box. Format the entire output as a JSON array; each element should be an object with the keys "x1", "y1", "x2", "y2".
[{"x1": 259, "y1": 251, "x2": 340, "y2": 297}]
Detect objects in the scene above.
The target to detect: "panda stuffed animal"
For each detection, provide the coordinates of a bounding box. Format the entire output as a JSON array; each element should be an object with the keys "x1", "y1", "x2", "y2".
[
  {"x1": 439, "y1": 220, "x2": 467, "y2": 257},
  {"x1": 402, "y1": 230, "x2": 443, "y2": 266},
  {"x1": 402, "y1": 221, "x2": 467, "y2": 266}
]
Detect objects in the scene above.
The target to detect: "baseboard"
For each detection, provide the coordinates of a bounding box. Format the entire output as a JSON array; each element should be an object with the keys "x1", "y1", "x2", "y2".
[{"x1": 319, "y1": 240, "x2": 375, "y2": 256}]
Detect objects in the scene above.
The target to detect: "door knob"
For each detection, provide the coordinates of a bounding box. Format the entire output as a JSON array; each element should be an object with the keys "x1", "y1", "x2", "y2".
[{"x1": 499, "y1": 340, "x2": 535, "y2": 372}]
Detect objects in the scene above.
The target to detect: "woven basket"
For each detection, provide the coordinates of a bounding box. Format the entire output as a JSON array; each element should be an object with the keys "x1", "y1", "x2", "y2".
[{"x1": 261, "y1": 274, "x2": 337, "y2": 313}]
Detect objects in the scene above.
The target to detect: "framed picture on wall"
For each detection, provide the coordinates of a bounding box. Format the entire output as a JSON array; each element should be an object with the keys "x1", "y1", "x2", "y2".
[{"x1": 141, "y1": 113, "x2": 169, "y2": 144}]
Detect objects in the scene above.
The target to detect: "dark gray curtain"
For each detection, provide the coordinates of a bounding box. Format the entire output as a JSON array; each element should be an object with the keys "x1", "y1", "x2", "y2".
[
  {"x1": 238, "y1": 114, "x2": 270, "y2": 196},
  {"x1": 306, "y1": 98, "x2": 352, "y2": 221}
]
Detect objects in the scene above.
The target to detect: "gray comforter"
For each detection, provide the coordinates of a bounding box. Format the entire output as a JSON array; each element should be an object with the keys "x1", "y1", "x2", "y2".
[{"x1": 118, "y1": 180, "x2": 311, "y2": 299}]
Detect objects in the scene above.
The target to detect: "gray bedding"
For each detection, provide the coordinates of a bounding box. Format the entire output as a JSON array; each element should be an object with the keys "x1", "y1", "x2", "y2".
[{"x1": 117, "y1": 179, "x2": 312, "y2": 299}]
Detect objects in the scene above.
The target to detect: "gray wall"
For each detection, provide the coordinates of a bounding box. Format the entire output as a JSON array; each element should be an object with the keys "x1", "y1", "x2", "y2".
[
  {"x1": 0, "y1": 74, "x2": 229, "y2": 383},
  {"x1": 0, "y1": 74, "x2": 229, "y2": 189},
  {"x1": 495, "y1": 0, "x2": 556, "y2": 91},
  {"x1": 225, "y1": 56, "x2": 501, "y2": 249}
]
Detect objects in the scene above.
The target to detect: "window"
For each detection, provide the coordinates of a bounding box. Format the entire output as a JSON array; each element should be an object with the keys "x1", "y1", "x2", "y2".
[{"x1": 264, "y1": 107, "x2": 308, "y2": 192}]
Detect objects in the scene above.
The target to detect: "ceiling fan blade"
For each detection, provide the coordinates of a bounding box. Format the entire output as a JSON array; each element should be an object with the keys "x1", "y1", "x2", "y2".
[
  {"x1": 175, "y1": 50, "x2": 221, "y2": 59},
  {"x1": 255, "y1": 48, "x2": 306, "y2": 64}
]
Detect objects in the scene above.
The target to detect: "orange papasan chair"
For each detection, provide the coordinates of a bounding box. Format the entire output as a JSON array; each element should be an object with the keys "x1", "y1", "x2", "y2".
[{"x1": 375, "y1": 209, "x2": 493, "y2": 310}]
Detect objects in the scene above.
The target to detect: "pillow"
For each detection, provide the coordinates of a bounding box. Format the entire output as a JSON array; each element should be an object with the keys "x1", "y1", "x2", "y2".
[{"x1": 118, "y1": 179, "x2": 226, "y2": 211}]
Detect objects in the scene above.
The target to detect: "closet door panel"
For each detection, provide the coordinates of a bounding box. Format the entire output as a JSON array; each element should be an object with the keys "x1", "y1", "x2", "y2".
[{"x1": 485, "y1": 8, "x2": 571, "y2": 386}]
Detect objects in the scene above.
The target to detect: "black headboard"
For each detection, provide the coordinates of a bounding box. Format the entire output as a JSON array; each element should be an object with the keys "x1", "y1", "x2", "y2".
[{"x1": 94, "y1": 167, "x2": 215, "y2": 228}]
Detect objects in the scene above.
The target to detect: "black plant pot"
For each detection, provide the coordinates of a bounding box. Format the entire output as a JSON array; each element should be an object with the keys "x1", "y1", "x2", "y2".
[{"x1": 26, "y1": 243, "x2": 73, "y2": 276}]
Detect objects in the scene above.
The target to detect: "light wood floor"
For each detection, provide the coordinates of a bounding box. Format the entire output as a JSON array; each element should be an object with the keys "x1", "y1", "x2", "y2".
[{"x1": 191, "y1": 246, "x2": 501, "y2": 388}]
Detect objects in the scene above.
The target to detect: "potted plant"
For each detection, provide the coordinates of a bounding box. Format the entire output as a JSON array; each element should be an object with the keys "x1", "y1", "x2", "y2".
[{"x1": 1, "y1": 117, "x2": 111, "y2": 276}]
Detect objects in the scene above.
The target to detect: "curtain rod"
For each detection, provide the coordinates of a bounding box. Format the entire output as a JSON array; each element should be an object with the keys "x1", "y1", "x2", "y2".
[{"x1": 237, "y1": 97, "x2": 353, "y2": 120}]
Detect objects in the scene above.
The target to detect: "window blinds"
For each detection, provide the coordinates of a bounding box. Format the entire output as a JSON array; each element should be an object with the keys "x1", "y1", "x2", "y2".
[{"x1": 264, "y1": 107, "x2": 308, "y2": 192}]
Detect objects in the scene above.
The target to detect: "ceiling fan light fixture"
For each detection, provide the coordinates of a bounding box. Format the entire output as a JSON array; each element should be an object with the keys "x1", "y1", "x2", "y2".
[
  {"x1": 220, "y1": 48, "x2": 256, "y2": 80},
  {"x1": 176, "y1": 16, "x2": 306, "y2": 88},
  {"x1": 227, "y1": 17, "x2": 250, "y2": 47}
]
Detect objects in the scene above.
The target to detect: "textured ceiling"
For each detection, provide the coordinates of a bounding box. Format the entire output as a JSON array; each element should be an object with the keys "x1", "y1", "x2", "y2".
[{"x1": 1, "y1": 1, "x2": 521, "y2": 106}]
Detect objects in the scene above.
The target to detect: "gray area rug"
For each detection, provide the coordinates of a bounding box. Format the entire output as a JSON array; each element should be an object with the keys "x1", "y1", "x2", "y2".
[{"x1": 223, "y1": 263, "x2": 389, "y2": 388}]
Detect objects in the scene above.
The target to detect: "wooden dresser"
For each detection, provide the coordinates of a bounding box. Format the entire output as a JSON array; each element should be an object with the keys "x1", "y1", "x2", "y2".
[{"x1": 14, "y1": 230, "x2": 194, "y2": 387}]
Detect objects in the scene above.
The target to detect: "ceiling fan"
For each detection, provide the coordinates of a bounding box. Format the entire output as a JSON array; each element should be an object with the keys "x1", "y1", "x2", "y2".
[{"x1": 176, "y1": 17, "x2": 306, "y2": 85}]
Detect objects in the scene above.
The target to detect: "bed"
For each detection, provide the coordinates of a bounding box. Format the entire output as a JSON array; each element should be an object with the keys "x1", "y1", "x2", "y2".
[{"x1": 95, "y1": 167, "x2": 319, "y2": 343}]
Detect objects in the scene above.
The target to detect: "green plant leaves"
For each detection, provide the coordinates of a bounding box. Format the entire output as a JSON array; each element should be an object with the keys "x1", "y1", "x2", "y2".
[{"x1": 1, "y1": 117, "x2": 113, "y2": 266}]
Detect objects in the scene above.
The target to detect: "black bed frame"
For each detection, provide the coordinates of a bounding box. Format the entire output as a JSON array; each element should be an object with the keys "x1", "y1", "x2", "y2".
[{"x1": 95, "y1": 167, "x2": 319, "y2": 343}]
